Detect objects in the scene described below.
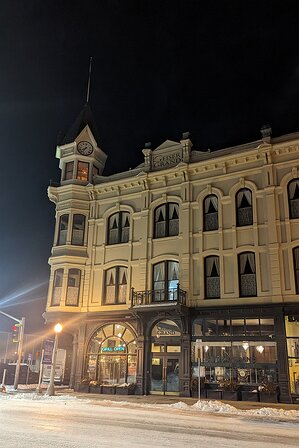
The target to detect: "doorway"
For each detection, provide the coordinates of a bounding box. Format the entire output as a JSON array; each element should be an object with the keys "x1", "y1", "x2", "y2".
[{"x1": 150, "y1": 355, "x2": 180, "y2": 395}]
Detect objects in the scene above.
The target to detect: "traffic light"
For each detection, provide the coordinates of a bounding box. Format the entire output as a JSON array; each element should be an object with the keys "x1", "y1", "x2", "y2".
[{"x1": 11, "y1": 324, "x2": 20, "y2": 343}]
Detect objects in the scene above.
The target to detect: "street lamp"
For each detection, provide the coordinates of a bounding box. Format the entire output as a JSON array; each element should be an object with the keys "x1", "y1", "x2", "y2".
[{"x1": 46, "y1": 323, "x2": 63, "y2": 396}]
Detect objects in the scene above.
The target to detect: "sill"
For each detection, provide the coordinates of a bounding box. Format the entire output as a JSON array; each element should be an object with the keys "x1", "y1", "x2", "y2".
[
  {"x1": 203, "y1": 229, "x2": 219, "y2": 233},
  {"x1": 153, "y1": 235, "x2": 179, "y2": 241},
  {"x1": 65, "y1": 304, "x2": 79, "y2": 307},
  {"x1": 236, "y1": 224, "x2": 253, "y2": 229},
  {"x1": 204, "y1": 297, "x2": 220, "y2": 300},
  {"x1": 106, "y1": 242, "x2": 130, "y2": 247},
  {"x1": 102, "y1": 302, "x2": 127, "y2": 306},
  {"x1": 240, "y1": 295, "x2": 257, "y2": 298}
]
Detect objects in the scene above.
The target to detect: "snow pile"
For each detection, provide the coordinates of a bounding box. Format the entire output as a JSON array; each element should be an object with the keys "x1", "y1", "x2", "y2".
[
  {"x1": 0, "y1": 392, "x2": 88, "y2": 403},
  {"x1": 192, "y1": 400, "x2": 237, "y2": 413},
  {"x1": 168, "y1": 401, "x2": 189, "y2": 410},
  {"x1": 245, "y1": 407, "x2": 299, "y2": 418}
]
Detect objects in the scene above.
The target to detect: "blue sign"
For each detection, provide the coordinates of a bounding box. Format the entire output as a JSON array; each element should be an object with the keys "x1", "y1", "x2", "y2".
[{"x1": 102, "y1": 346, "x2": 125, "y2": 353}]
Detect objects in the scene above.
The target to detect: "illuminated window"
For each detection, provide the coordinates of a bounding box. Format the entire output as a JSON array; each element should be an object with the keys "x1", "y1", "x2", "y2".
[
  {"x1": 57, "y1": 214, "x2": 69, "y2": 245},
  {"x1": 288, "y1": 179, "x2": 299, "y2": 219},
  {"x1": 71, "y1": 214, "x2": 86, "y2": 246},
  {"x1": 153, "y1": 261, "x2": 179, "y2": 301},
  {"x1": 66, "y1": 269, "x2": 81, "y2": 306},
  {"x1": 236, "y1": 188, "x2": 253, "y2": 226},
  {"x1": 105, "y1": 266, "x2": 127, "y2": 304},
  {"x1": 64, "y1": 161, "x2": 74, "y2": 180},
  {"x1": 238, "y1": 252, "x2": 257, "y2": 297},
  {"x1": 203, "y1": 195, "x2": 218, "y2": 231},
  {"x1": 107, "y1": 212, "x2": 130, "y2": 245},
  {"x1": 51, "y1": 269, "x2": 63, "y2": 306},
  {"x1": 154, "y1": 203, "x2": 179, "y2": 238},
  {"x1": 77, "y1": 161, "x2": 89, "y2": 181},
  {"x1": 204, "y1": 256, "x2": 220, "y2": 298}
]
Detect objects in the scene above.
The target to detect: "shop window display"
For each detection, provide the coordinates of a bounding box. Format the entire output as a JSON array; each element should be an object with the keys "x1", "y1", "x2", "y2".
[{"x1": 285, "y1": 317, "x2": 299, "y2": 395}]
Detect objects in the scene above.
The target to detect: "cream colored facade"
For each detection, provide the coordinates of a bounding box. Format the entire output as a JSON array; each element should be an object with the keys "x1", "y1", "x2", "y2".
[{"x1": 44, "y1": 109, "x2": 299, "y2": 402}]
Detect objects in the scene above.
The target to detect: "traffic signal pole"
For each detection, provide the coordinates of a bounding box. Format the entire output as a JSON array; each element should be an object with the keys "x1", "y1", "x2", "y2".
[{"x1": 0, "y1": 311, "x2": 25, "y2": 390}]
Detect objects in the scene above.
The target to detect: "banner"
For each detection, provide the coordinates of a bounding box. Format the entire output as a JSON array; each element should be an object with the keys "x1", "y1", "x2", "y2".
[{"x1": 42, "y1": 339, "x2": 54, "y2": 365}]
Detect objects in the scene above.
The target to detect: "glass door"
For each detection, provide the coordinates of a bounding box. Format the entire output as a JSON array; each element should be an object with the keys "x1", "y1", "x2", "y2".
[{"x1": 150, "y1": 356, "x2": 180, "y2": 395}]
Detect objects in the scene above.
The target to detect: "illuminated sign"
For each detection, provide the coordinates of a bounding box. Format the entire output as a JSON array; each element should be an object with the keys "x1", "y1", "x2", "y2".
[{"x1": 102, "y1": 346, "x2": 125, "y2": 353}]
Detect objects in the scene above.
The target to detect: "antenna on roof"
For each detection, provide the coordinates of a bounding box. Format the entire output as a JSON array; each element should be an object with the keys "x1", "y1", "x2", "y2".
[{"x1": 86, "y1": 56, "x2": 93, "y2": 104}]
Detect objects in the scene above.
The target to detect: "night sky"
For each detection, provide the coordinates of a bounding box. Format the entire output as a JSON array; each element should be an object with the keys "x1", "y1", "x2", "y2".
[{"x1": 1, "y1": 0, "x2": 299, "y2": 332}]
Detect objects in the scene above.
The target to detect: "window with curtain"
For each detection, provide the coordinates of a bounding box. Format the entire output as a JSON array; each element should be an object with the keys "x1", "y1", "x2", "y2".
[
  {"x1": 107, "y1": 212, "x2": 130, "y2": 245},
  {"x1": 64, "y1": 161, "x2": 74, "y2": 180},
  {"x1": 66, "y1": 269, "x2": 81, "y2": 306},
  {"x1": 153, "y1": 261, "x2": 179, "y2": 301},
  {"x1": 288, "y1": 179, "x2": 299, "y2": 219},
  {"x1": 57, "y1": 214, "x2": 69, "y2": 245},
  {"x1": 105, "y1": 266, "x2": 128, "y2": 304},
  {"x1": 236, "y1": 188, "x2": 253, "y2": 226},
  {"x1": 238, "y1": 252, "x2": 257, "y2": 297},
  {"x1": 293, "y1": 247, "x2": 299, "y2": 294},
  {"x1": 77, "y1": 161, "x2": 89, "y2": 181},
  {"x1": 203, "y1": 195, "x2": 218, "y2": 231},
  {"x1": 204, "y1": 256, "x2": 220, "y2": 298},
  {"x1": 51, "y1": 269, "x2": 63, "y2": 306},
  {"x1": 71, "y1": 214, "x2": 86, "y2": 245},
  {"x1": 154, "y1": 203, "x2": 179, "y2": 238}
]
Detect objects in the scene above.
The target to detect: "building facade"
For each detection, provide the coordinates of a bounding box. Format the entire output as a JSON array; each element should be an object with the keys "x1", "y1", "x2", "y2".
[{"x1": 44, "y1": 105, "x2": 299, "y2": 402}]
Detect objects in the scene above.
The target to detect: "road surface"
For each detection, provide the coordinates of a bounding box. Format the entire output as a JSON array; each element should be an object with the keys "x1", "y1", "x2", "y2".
[{"x1": 0, "y1": 396, "x2": 299, "y2": 447}]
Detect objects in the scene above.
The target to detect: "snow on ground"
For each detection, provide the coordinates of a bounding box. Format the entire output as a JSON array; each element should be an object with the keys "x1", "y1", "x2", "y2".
[{"x1": 1, "y1": 390, "x2": 299, "y2": 421}]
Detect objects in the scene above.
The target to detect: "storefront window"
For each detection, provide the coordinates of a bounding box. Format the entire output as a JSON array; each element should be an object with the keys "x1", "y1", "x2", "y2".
[
  {"x1": 85, "y1": 323, "x2": 137, "y2": 385},
  {"x1": 285, "y1": 317, "x2": 299, "y2": 394}
]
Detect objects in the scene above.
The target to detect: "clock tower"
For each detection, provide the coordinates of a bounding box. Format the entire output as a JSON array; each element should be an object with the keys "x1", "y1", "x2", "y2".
[{"x1": 56, "y1": 103, "x2": 107, "y2": 185}]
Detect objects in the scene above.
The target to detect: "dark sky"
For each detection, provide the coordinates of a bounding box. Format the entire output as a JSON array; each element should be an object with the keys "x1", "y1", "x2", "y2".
[{"x1": 1, "y1": 0, "x2": 299, "y2": 332}]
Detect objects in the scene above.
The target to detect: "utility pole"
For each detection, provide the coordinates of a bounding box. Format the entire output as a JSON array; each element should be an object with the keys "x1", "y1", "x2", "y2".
[{"x1": 0, "y1": 310, "x2": 25, "y2": 390}]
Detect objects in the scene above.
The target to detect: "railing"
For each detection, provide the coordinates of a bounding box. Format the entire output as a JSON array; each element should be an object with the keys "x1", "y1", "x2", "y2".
[{"x1": 131, "y1": 285, "x2": 186, "y2": 307}]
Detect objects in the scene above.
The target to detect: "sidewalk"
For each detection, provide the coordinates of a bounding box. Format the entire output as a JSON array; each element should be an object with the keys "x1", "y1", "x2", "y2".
[{"x1": 61, "y1": 389, "x2": 299, "y2": 411}]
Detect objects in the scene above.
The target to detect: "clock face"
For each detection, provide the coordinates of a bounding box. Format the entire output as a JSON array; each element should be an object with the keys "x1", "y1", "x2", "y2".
[{"x1": 77, "y1": 141, "x2": 93, "y2": 156}]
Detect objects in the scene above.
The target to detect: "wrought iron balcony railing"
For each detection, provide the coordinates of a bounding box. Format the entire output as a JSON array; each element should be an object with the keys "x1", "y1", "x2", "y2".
[{"x1": 131, "y1": 285, "x2": 187, "y2": 307}]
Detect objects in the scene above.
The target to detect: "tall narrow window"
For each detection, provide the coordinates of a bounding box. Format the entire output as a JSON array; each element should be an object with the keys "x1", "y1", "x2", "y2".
[
  {"x1": 288, "y1": 179, "x2": 299, "y2": 219},
  {"x1": 64, "y1": 161, "x2": 74, "y2": 180},
  {"x1": 57, "y1": 214, "x2": 69, "y2": 245},
  {"x1": 205, "y1": 256, "x2": 220, "y2": 298},
  {"x1": 66, "y1": 269, "x2": 81, "y2": 306},
  {"x1": 51, "y1": 269, "x2": 63, "y2": 306},
  {"x1": 71, "y1": 214, "x2": 86, "y2": 246},
  {"x1": 107, "y1": 212, "x2": 130, "y2": 245},
  {"x1": 238, "y1": 252, "x2": 257, "y2": 297},
  {"x1": 204, "y1": 195, "x2": 218, "y2": 231},
  {"x1": 77, "y1": 161, "x2": 89, "y2": 181},
  {"x1": 153, "y1": 261, "x2": 179, "y2": 301},
  {"x1": 154, "y1": 203, "x2": 179, "y2": 238},
  {"x1": 236, "y1": 188, "x2": 253, "y2": 226},
  {"x1": 105, "y1": 266, "x2": 127, "y2": 304},
  {"x1": 293, "y1": 247, "x2": 299, "y2": 294}
]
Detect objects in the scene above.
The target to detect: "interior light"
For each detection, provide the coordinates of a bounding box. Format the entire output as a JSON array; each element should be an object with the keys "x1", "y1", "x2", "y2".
[
  {"x1": 256, "y1": 345, "x2": 264, "y2": 354},
  {"x1": 204, "y1": 345, "x2": 209, "y2": 352},
  {"x1": 221, "y1": 347, "x2": 225, "y2": 351},
  {"x1": 242, "y1": 342, "x2": 249, "y2": 351},
  {"x1": 117, "y1": 333, "x2": 122, "y2": 338}
]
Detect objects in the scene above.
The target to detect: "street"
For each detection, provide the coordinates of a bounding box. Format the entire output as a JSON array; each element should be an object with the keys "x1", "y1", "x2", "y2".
[{"x1": 0, "y1": 395, "x2": 299, "y2": 447}]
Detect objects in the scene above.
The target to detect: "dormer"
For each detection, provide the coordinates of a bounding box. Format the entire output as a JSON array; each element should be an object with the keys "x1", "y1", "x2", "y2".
[{"x1": 56, "y1": 103, "x2": 107, "y2": 185}]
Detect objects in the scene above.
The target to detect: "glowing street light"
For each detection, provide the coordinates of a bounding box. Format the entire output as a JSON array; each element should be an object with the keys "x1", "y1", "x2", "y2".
[{"x1": 46, "y1": 323, "x2": 63, "y2": 396}]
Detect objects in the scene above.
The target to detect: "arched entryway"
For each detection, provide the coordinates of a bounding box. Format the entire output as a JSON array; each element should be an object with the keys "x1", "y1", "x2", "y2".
[
  {"x1": 85, "y1": 323, "x2": 137, "y2": 385},
  {"x1": 150, "y1": 319, "x2": 181, "y2": 395}
]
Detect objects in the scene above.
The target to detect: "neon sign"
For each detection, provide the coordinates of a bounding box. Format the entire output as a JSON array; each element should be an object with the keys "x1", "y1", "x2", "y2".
[{"x1": 102, "y1": 346, "x2": 125, "y2": 353}]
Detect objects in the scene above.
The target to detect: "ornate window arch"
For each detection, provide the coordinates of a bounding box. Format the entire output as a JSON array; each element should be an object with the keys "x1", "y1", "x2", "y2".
[
  {"x1": 236, "y1": 188, "x2": 253, "y2": 227},
  {"x1": 204, "y1": 256, "x2": 220, "y2": 298},
  {"x1": 107, "y1": 211, "x2": 130, "y2": 245},
  {"x1": 154, "y1": 203, "x2": 179, "y2": 238},
  {"x1": 238, "y1": 252, "x2": 257, "y2": 297},
  {"x1": 203, "y1": 195, "x2": 218, "y2": 231},
  {"x1": 288, "y1": 178, "x2": 299, "y2": 219}
]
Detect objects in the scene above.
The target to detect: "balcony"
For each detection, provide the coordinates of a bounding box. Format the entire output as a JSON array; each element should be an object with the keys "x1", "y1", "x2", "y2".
[{"x1": 131, "y1": 285, "x2": 187, "y2": 308}]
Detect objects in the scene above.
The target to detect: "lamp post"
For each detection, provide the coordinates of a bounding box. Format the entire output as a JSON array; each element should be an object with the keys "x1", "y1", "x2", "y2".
[{"x1": 47, "y1": 323, "x2": 63, "y2": 396}]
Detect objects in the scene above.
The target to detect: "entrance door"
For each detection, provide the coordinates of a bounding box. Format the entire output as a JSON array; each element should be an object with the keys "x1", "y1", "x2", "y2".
[{"x1": 150, "y1": 356, "x2": 179, "y2": 395}]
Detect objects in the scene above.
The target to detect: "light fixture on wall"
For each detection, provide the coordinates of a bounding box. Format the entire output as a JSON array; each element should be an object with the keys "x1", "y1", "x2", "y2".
[
  {"x1": 256, "y1": 345, "x2": 264, "y2": 354},
  {"x1": 204, "y1": 345, "x2": 209, "y2": 352},
  {"x1": 242, "y1": 342, "x2": 249, "y2": 351}
]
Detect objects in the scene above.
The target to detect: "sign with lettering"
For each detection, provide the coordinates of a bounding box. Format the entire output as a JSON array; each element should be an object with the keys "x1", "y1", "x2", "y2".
[
  {"x1": 42, "y1": 339, "x2": 54, "y2": 365},
  {"x1": 101, "y1": 346, "x2": 125, "y2": 353},
  {"x1": 152, "y1": 320, "x2": 181, "y2": 338}
]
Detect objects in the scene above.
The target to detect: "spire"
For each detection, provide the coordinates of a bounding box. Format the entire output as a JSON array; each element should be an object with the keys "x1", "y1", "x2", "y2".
[
  {"x1": 60, "y1": 103, "x2": 101, "y2": 146},
  {"x1": 86, "y1": 56, "x2": 92, "y2": 104}
]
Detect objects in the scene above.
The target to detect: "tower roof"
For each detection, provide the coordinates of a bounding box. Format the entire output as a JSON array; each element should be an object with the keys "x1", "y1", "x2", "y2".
[{"x1": 61, "y1": 103, "x2": 101, "y2": 146}]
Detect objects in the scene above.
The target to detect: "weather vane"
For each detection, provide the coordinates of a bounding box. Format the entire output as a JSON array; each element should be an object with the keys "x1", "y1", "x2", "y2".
[{"x1": 86, "y1": 56, "x2": 93, "y2": 103}]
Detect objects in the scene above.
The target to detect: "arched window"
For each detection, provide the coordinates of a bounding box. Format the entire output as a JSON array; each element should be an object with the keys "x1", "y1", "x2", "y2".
[
  {"x1": 57, "y1": 214, "x2": 69, "y2": 245},
  {"x1": 105, "y1": 266, "x2": 128, "y2": 304},
  {"x1": 153, "y1": 261, "x2": 179, "y2": 301},
  {"x1": 238, "y1": 252, "x2": 257, "y2": 297},
  {"x1": 107, "y1": 212, "x2": 130, "y2": 245},
  {"x1": 71, "y1": 214, "x2": 86, "y2": 246},
  {"x1": 51, "y1": 269, "x2": 63, "y2": 306},
  {"x1": 154, "y1": 203, "x2": 179, "y2": 238},
  {"x1": 66, "y1": 269, "x2": 81, "y2": 306},
  {"x1": 204, "y1": 256, "x2": 220, "y2": 298},
  {"x1": 288, "y1": 179, "x2": 299, "y2": 219},
  {"x1": 203, "y1": 195, "x2": 218, "y2": 231},
  {"x1": 85, "y1": 323, "x2": 137, "y2": 385},
  {"x1": 236, "y1": 188, "x2": 253, "y2": 226},
  {"x1": 293, "y1": 247, "x2": 299, "y2": 294}
]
